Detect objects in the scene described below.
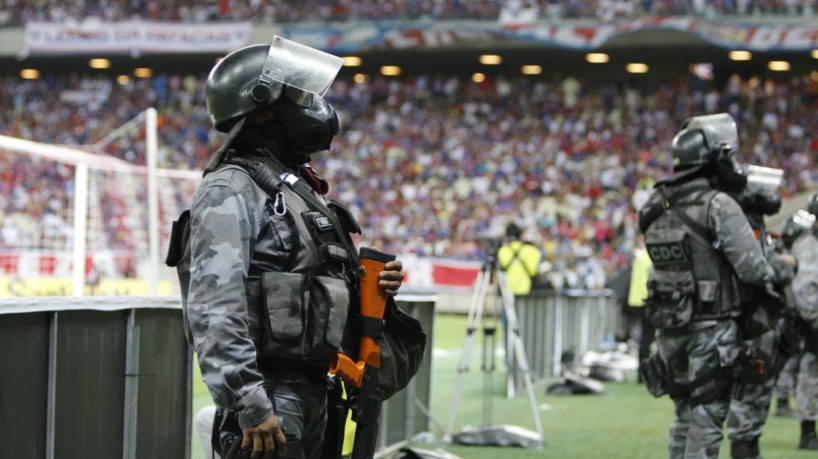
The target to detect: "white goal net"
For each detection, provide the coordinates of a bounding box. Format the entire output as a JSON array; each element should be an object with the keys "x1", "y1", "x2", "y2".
[{"x1": 0, "y1": 108, "x2": 200, "y2": 297}]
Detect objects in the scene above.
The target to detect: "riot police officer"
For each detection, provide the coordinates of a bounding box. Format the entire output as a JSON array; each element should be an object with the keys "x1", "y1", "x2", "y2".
[
  {"x1": 179, "y1": 37, "x2": 406, "y2": 459},
  {"x1": 784, "y1": 210, "x2": 818, "y2": 450},
  {"x1": 638, "y1": 113, "x2": 794, "y2": 459},
  {"x1": 774, "y1": 214, "x2": 809, "y2": 419},
  {"x1": 724, "y1": 169, "x2": 789, "y2": 459},
  {"x1": 808, "y1": 193, "x2": 818, "y2": 237}
]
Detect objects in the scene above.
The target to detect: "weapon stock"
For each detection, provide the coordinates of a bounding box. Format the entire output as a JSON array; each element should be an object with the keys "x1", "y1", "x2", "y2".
[{"x1": 329, "y1": 247, "x2": 395, "y2": 459}]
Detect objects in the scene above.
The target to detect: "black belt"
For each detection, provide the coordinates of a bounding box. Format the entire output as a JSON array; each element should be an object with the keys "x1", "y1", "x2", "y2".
[{"x1": 258, "y1": 358, "x2": 329, "y2": 383}]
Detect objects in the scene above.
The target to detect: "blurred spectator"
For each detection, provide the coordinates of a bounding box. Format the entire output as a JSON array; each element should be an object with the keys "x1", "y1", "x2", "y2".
[
  {"x1": 0, "y1": 0, "x2": 815, "y2": 25},
  {"x1": 1, "y1": 70, "x2": 817, "y2": 283}
]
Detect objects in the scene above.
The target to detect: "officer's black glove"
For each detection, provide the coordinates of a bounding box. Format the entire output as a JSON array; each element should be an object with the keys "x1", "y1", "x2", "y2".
[{"x1": 769, "y1": 255, "x2": 796, "y2": 287}]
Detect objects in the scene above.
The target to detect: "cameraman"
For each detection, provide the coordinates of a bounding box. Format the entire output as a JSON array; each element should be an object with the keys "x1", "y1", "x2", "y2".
[{"x1": 497, "y1": 222, "x2": 543, "y2": 296}]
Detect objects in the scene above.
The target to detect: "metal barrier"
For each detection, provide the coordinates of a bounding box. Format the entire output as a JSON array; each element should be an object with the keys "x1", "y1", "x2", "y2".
[
  {"x1": 0, "y1": 293, "x2": 434, "y2": 459},
  {"x1": 509, "y1": 289, "x2": 619, "y2": 395},
  {"x1": 0, "y1": 296, "x2": 192, "y2": 459},
  {"x1": 375, "y1": 292, "x2": 437, "y2": 457}
]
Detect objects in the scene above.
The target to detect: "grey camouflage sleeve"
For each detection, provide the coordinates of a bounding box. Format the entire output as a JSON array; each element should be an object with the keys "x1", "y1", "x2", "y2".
[
  {"x1": 708, "y1": 192, "x2": 775, "y2": 285},
  {"x1": 792, "y1": 234, "x2": 818, "y2": 329},
  {"x1": 187, "y1": 179, "x2": 273, "y2": 428}
]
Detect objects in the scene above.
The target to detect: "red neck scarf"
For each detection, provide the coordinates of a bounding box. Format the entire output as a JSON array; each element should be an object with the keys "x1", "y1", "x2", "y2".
[{"x1": 299, "y1": 165, "x2": 329, "y2": 195}]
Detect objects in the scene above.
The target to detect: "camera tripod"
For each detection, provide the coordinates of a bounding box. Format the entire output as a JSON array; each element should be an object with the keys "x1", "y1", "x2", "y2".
[{"x1": 443, "y1": 252, "x2": 544, "y2": 448}]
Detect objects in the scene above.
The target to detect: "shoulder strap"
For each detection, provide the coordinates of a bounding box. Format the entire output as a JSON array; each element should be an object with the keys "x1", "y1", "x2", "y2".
[
  {"x1": 500, "y1": 242, "x2": 539, "y2": 277},
  {"x1": 639, "y1": 185, "x2": 710, "y2": 235},
  {"x1": 659, "y1": 186, "x2": 714, "y2": 244},
  {"x1": 289, "y1": 177, "x2": 362, "y2": 271},
  {"x1": 223, "y1": 155, "x2": 284, "y2": 193},
  {"x1": 500, "y1": 243, "x2": 520, "y2": 271},
  {"x1": 226, "y1": 156, "x2": 362, "y2": 275}
]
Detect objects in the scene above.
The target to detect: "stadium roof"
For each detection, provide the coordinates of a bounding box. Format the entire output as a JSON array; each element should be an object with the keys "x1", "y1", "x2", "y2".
[{"x1": 1, "y1": 18, "x2": 816, "y2": 80}]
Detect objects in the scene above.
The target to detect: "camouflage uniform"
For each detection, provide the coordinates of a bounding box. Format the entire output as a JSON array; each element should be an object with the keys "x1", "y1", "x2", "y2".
[
  {"x1": 642, "y1": 177, "x2": 779, "y2": 459},
  {"x1": 773, "y1": 245, "x2": 802, "y2": 417},
  {"x1": 725, "y1": 188, "x2": 786, "y2": 458},
  {"x1": 773, "y1": 356, "x2": 799, "y2": 408},
  {"x1": 186, "y1": 149, "x2": 354, "y2": 459},
  {"x1": 725, "y1": 328, "x2": 776, "y2": 456},
  {"x1": 798, "y1": 354, "x2": 818, "y2": 421},
  {"x1": 793, "y1": 233, "x2": 818, "y2": 424}
]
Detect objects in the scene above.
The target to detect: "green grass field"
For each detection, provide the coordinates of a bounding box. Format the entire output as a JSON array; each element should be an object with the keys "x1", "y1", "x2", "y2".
[{"x1": 190, "y1": 313, "x2": 813, "y2": 459}]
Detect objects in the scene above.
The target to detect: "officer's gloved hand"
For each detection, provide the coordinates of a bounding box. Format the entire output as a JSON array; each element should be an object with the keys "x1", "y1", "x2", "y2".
[{"x1": 769, "y1": 254, "x2": 797, "y2": 287}]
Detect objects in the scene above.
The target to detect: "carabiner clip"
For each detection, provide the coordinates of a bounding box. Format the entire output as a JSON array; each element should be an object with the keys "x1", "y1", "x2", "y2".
[{"x1": 273, "y1": 192, "x2": 286, "y2": 216}]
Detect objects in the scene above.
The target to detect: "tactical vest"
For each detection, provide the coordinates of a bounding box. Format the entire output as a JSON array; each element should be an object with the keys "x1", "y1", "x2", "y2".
[
  {"x1": 640, "y1": 182, "x2": 740, "y2": 329},
  {"x1": 167, "y1": 156, "x2": 362, "y2": 368}
]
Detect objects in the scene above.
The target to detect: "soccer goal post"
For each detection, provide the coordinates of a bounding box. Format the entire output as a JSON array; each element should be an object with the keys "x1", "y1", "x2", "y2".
[{"x1": 0, "y1": 108, "x2": 201, "y2": 297}]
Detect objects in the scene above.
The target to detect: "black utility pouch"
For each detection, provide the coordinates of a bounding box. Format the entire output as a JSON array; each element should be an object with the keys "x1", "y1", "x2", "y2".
[
  {"x1": 640, "y1": 353, "x2": 669, "y2": 398},
  {"x1": 646, "y1": 272, "x2": 696, "y2": 330},
  {"x1": 261, "y1": 272, "x2": 307, "y2": 360},
  {"x1": 303, "y1": 211, "x2": 349, "y2": 266},
  {"x1": 165, "y1": 209, "x2": 193, "y2": 344},
  {"x1": 645, "y1": 230, "x2": 697, "y2": 330},
  {"x1": 165, "y1": 209, "x2": 190, "y2": 268},
  {"x1": 306, "y1": 275, "x2": 350, "y2": 360},
  {"x1": 304, "y1": 211, "x2": 338, "y2": 245},
  {"x1": 695, "y1": 280, "x2": 720, "y2": 317},
  {"x1": 327, "y1": 199, "x2": 361, "y2": 235},
  {"x1": 259, "y1": 272, "x2": 350, "y2": 363}
]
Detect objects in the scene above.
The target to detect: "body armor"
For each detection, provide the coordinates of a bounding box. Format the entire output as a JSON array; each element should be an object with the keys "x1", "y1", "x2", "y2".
[
  {"x1": 241, "y1": 161, "x2": 359, "y2": 366},
  {"x1": 169, "y1": 152, "x2": 361, "y2": 367},
  {"x1": 640, "y1": 180, "x2": 740, "y2": 328}
]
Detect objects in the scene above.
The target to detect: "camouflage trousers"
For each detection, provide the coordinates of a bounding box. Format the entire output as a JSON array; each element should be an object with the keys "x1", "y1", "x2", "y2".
[
  {"x1": 773, "y1": 355, "x2": 800, "y2": 400},
  {"x1": 797, "y1": 352, "x2": 818, "y2": 421},
  {"x1": 262, "y1": 369, "x2": 329, "y2": 459},
  {"x1": 657, "y1": 320, "x2": 739, "y2": 459},
  {"x1": 726, "y1": 329, "x2": 777, "y2": 445}
]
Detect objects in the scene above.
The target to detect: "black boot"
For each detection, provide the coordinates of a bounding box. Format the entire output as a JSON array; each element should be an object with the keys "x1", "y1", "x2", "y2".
[
  {"x1": 799, "y1": 421, "x2": 818, "y2": 450},
  {"x1": 731, "y1": 438, "x2": 760, "y2": 459},
  {"x1": 775, "y1": 398, "x2": 795, "y2": 418}
]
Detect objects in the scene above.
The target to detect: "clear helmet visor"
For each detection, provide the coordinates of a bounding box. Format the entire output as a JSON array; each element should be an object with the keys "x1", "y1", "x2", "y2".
[
  {"x1": 745, "y1": 164, "x2": 784, "y2": 193},
  {"x1": 258, "y1": 35, "x2": 343, "y2": 101},
  {"x1": 682, "y1": 113, "x2": 738, "y2": 150}
]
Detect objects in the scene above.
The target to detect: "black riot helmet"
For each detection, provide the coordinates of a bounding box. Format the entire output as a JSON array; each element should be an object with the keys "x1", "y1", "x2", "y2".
[
  {"x1": 735, "y1": 189, "x2": 781, "y2": 217},
  {"x1": 781, "y1": 210, "x2": 816, "y2": 249},
  {"x1": 205, "y1": 44, "x2": 273, "y2": 133},
  {"x1": 671, "y1": 128, "x2": 712, "y2": 170},
  {"x1": 755, "y1": 191, "x2": 781, "y2": 216},
  {"x1": 205, "y1": 36, "x2": 343, "y2": 163},
  {"x1": 672, "y1": 113, "x2": 747, "y2": 191},
  {"x1": 740, "y1": 165, "x2": 785, "y2": 216}
]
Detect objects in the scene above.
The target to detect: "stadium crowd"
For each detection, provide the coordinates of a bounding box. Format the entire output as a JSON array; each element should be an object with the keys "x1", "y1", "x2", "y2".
[
  {"x1": 0, "y1": 0, "x2": 814, "y2": 25},
  {"x1": 1, "y1": 70, "x2": 817, "y2": 288}
]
